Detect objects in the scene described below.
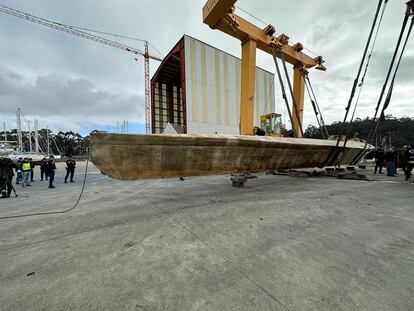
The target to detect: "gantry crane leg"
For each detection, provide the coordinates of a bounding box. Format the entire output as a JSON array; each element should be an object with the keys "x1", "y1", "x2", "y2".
[{"x1": 240, "y1": 38, "x2": 257, "y2": 135}]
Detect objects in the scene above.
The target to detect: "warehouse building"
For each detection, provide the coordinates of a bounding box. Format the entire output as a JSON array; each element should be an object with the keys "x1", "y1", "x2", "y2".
[{"x1": 151, "y1": 35, "x2": 275, "y2": 134}]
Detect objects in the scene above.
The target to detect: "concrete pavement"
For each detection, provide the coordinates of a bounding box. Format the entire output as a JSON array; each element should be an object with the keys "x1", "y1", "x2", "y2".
[{"x1": 0, "y1": 162, "x2": 413, "y2": 310}]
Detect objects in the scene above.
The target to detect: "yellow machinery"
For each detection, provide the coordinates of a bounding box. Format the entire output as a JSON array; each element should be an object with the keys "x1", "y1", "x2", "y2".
[
  {"x1": 202, "y1": 0, "x2": 326, "y2": 137},
  {"x1": 260, "y1": 113, "x2": 283, "y2": 137}
]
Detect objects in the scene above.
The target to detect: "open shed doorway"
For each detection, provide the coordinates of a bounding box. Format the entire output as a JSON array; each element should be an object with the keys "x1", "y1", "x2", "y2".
[{"x1": 151, "y1": 37, "x2": 186, "y2": 134}]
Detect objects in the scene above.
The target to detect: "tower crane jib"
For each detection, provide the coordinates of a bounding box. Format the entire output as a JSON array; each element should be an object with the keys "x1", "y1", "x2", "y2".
[{"x1": 0, "y1": 4, "x2": 163, "y2": 134}]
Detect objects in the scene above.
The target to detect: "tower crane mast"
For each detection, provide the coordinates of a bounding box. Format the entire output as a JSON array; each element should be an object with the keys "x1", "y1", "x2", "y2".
[{"x1": 0, "y1": 4, "x2": 163, "y2": 134}]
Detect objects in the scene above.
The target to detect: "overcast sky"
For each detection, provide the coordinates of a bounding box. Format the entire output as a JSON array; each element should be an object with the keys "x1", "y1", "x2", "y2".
[{"x1": 0, "y1": 0, "x2": 413, "y2": 135}]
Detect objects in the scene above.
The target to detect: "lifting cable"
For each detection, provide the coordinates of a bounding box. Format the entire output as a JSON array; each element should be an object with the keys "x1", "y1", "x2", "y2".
[
  {"x1": 271, "y1": 46, "x2": 304, "y2": 137},
  {"x1": 324, "y1": 0, "x2": 388, "y2": 166},
  {"x1": 302, "y1": 71, "x2": 329, "y2": 139},
  {"x1": 350, "y1": 0, "x2": 389, "y2": 122},
  {"x1": 350, "y1": 3, "x2": 414, "y2": 165}
]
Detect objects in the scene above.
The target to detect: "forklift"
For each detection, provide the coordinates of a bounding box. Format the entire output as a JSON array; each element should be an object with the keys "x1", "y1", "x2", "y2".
[{"x1": 259, "y1": 113, "x2": 285, "y2": 137}]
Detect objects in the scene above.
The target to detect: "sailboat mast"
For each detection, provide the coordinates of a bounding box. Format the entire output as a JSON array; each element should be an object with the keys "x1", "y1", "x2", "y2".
[
  {"x1": 46, "y1": 125, "x2": 50, "y2": 155},
  {"x1": 17, "y1": 108, "x2": 23, "y2": 151},
  {"x1": 3, "y1": 122, "x2": 6, "y2": 143},
  {"x1": 34, "y1": 119, "x2": 39, "y2": 153},
  {"x1": 28, "y1": 121, "x2": 33, "y2": 152}
]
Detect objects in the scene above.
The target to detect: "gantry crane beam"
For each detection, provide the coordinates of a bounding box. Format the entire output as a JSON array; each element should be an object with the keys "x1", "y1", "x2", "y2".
[
  {"x1": 203, "y1": 0, "x2": 326, "y2": 137},
  {"x1": 0, "y1": 4, "x2": 163, "y2": 134}
]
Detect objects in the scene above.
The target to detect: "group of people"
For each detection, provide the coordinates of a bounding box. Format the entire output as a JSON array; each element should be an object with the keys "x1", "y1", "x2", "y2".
[
  {"x1": 0, "y1": 155, "x2": 76, "y2": 198},
  {"x1": 373, "y1": 144, "x2": 414, "y2": 182},
  {"x1": 15, "y1": 156, "x2": 57, "y2": 189}
]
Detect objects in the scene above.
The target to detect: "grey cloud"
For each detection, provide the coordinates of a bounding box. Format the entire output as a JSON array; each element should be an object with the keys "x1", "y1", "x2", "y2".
[
  {"x1": 0, "y1": 71, "x2": 144, "y2": 123},
  {"x1": 0, "y1": 0, "x2": 413, "y2": 133}
]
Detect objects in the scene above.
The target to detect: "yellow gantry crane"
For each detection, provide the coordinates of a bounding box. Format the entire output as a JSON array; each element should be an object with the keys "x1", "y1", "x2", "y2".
[{"x1": 203, "y1": 0, "x2": 326, "y2": 137}]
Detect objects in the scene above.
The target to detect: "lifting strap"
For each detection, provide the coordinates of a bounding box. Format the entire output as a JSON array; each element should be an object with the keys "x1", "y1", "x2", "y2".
[
  {"x1": 350, "y1": 3, "x2": 414, "y2": 165},
  {"x1": 271, "y1": 46, "x2": 304, "y2": 137},
  {"x1": 350, "y1": 0, "x2": 389, "y2": 122},
  {"x1": 270, "y1": 46, "x2": 297, "y2": 137},
  {"x1": 344, "y1": 0, "x2": 386, "y2": 124},
  {"x1": 372, "y1": 3, "x2": 412, "y2": 122},
  {"x1": 302, "y1": 70, "x2": 329, "y2": 139},
  {"x1": 371, "y1": 11, "x2": 413, "y2": 141},
  {"x1": 324, "y1": 0, "x2": 388, "y2": 167}
]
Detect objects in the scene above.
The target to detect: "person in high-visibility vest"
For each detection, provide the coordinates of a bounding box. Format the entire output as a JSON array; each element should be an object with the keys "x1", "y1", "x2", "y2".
[
  {"x1": 21, "y1": 157, "x2": 31, "y2": 188},
  {"x1": 405, "y1": 144, "x2": 414, "y2": 183}
]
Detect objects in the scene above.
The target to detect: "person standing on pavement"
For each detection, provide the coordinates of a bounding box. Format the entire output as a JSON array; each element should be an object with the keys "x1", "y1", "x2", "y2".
[
  {"x1": 64, "y1": 156, "x2": 76, "y2": 183},
  {"x1": 373, "y1": 146, "x2": 385, "y2": 174},
  {"x1": 29, "y1": 158, "x2": 35, "y2": 182},
  {"x1": 15, "y1": 157, "x2": 23, "y2": 184},
  {"x1": 4, "y1": 158, "x2": 16, "y2": 197},
  {"x1": 21, "y1": 157, "x2": 31, "y2": 187},
  {"x1": 46, "y1": 155, "x2": 57, "y2": 189},
  {"x1": 0, "y1": 158, "x2": 7, "y2": 197},
  {"x1": 405, "y1": 144, "x2": 414, "y2": 182},
  {"x1": 385, "y1": 148, "x2": 396, "y2": 177},
  {"x1": 393, "y1": 150, "x2": 399, "y2": 175},
  {"x1": 40, "y1": 157, "x2": 48, "y2": 181}
]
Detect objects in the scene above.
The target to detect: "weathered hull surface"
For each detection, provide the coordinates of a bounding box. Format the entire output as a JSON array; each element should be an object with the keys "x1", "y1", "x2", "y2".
[{"x1": 90, "y1": 132, "x2": 371, "y2": 180}]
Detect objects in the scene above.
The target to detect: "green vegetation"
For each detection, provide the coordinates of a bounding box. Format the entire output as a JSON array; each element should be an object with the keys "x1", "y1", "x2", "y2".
[
  {"x1": 2, "y1": 129, "x2": 89, "y2": 156},
  {"x1": 305, "y1": 116, "x2": 414, "y2": 147}
]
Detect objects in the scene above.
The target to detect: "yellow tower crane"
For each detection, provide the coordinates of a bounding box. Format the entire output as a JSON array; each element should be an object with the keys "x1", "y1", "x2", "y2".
[{"x1": 203, "y1": 0, "x2": 326, "y2": 137}]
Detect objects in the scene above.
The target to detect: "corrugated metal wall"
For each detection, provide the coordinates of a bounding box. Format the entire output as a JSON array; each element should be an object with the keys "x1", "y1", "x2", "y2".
[{"x1": 184, "y1": 35, "x2": 275, "y2": 135}]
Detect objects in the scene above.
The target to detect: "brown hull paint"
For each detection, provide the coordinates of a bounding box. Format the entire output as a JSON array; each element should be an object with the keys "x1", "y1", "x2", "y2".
[{"x1": 90, "y1": 132, "x2": 371, "y2": 180}]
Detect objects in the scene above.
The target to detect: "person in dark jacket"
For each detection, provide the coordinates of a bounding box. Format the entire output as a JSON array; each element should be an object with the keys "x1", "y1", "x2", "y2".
[
  {"x1": 385, "y1": 148, "x2": 395, "y2": 177},
  {"x1": 405, "y1": 144, "x2": 414, "y2": 182},
  {"x1": 373, "y1": 146, "x2": 385, "y2": 174},
  {"x1": 15, "y1": 157, "x2": 23, "y2": 184},
  {"x1": 393, "y1": 150, "x2": 399, "y2": 175},
  {"x1": 45, "y1": 155, "x2": 57, "y2": 189},
  {"x1": 40, "y1": 157, "x2": 48, "y2": 181},
  {"x1": 400, "y1": 146, "x2": 410, "y2": 176},
  {"x1": 0, "y1": 158, "x2": 7, "y2": 197},
  {"x1": 29, "y1": 158, "x2": 35, "y2": 182},
  {"x1": 1, "y1": 158, "x2": 16, "y2": 197},
  {"x1": 64, "y1": 156, "x2": 76, "y2": 183}
]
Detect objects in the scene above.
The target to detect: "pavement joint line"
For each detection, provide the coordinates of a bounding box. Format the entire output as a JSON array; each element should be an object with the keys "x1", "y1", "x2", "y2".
[
  {"x1": 145, "y1": 197, "x2": 293, "y2": 311},
  {"x1": 365, "y1": 213, "x2": 414, "y2": 222},
  {"x1": 0, "y1": 208, "x2": 169, "y2": 253}
]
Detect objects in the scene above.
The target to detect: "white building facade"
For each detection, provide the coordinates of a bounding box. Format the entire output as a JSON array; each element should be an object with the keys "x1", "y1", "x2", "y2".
[{"x1": 151, "y1": 35, "x2": 275, "y2": 135}]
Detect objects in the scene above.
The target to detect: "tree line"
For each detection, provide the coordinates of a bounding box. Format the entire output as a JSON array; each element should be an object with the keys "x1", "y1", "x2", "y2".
[
  {"x1": 2, "y1": 129, "x2": 89, "y2": 156},
  {"x1": 304, "y1": 116, "x2": 414, "y2": 147}
]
